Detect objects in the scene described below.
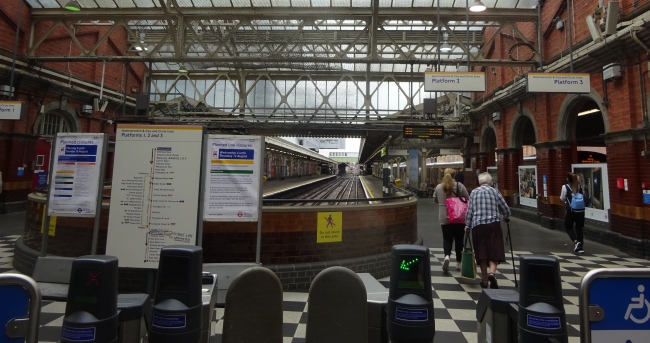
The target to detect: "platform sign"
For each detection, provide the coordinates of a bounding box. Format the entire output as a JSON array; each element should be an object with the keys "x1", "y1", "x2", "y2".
[
  {"x1": 47, "y1": 133, "x2": 106, "y2": 217},
  {"x1": 580, "y1": 268, "x2": 650, "y2": 343},
  {"x1": 526, "y1": 73, "x2": 590, "y2": 93},
  {"x1": 424, "y1": 72, "x2": 486, "y2": 92},
  {"x1": 0, "y1": 101, "x2": 25, "y2": 120},
  {"x1": 107, "y1": 124, "x2": 205, "y2": 269},
  {"x1": 202, "y1": 135, "x2": 264, "y2": 222}
]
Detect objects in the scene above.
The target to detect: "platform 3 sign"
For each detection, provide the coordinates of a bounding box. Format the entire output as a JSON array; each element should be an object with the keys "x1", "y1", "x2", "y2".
[
  {"x1": 580, "y1": 268, "x2": 650, "y2": 343},
  {"x1": 526, "y1": 73, "x2": 590, "y2": 93}
]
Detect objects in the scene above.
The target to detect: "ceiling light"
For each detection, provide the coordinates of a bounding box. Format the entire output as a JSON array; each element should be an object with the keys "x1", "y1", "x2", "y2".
[
  {"x1": 469, "y1": 0, "x2": 486, "y2": 12},
  {"x1": 64, "y1": 1, "x2": 81, "y2": 11},
  {"x1": 178, "y1": 64, "x2": 188, "y2": 73},
  {"x1": 578, "y1": 108, "x2": 600, "y2": 116},
  {"x1": 440, "y1": 42, "x2": 452, "y2": 52}
]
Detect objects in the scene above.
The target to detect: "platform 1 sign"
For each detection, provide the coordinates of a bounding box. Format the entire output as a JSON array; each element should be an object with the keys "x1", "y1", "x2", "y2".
[
  {"x1": 580, "y1": 268, "x2": 650, "y2": 343},
  {"x1": 526, "y1": 73, "x2": 590, "y2": 94},
  {"x1": 424, "y1": 72, "x2": 486, "y2": 92},
  {"x1": 0, "y1": 101, "x2": 25, "y2": 120}
]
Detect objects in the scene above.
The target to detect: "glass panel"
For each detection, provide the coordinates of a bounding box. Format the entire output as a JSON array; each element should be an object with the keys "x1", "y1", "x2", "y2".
[
  {"x1": 351, "y1": 0, "x2": 371, "y2": 6},
  {"x1": 77, "y1": 0, "x2": 99, "y2": 8},
  {"x1": 114, "y1": 0, "x2": 137, "y2": 8},
  {"x1": 132, "y1": 0, "x2": 155, "y2": 7},
  {"x1": 332, "y1": 0, "x2": 350, "y2": 6},
  {"x1": 95, "y1": 0, "x2": 118, "y2": 7},
  {"x1": 251, "y1": 0, "x2": 272, "y2": 5},
  {"x1": 212, "y1": 0, "x2": 232, "y2": 6},
  {"x1": 272, "y1": 0, "x2": 291, "y2": 6},
  {"x1": 25, "y1": 0, "x2": 45, "y2": 8},
  {"x1": 413, "y1": 0, "x2": 433, "y2": 7}
]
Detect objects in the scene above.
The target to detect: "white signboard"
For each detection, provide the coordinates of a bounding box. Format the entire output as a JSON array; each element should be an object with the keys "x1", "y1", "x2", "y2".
[
  {"x1": 526, "y1": 73, "x2": 590, "y2": 93},
  {"x1": 0, "y1": 101, "x2": 25, "y2": 120},
  {"x1": 440, "y1": 148, "x2": 461, "y2": 155},
  {"x1": 203, "y1": 135, "x2": 263, "y2": 221},
  {"x1": 424, "y1": 72, "x2": 486, "y2": 92},
  {"x1": 47, "y1": 133, "x2": 105, "y2": 217},
  {"x1": 107, "y1": 124, "x2": 204, "y2": 269},
  {"x1": 518, "y1": 165, "x2": 538, "y2": 208}
]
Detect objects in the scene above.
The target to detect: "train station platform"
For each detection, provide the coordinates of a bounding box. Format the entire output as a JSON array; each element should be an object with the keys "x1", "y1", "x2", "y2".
[{"x1": 0, "y1": 179, "x2": 645, "y2": 343}]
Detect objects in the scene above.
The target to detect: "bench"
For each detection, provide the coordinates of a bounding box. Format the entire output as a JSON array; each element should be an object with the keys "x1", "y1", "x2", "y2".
[{"x1": 31, "y1": 256, "x2": 74, "y2": 301}]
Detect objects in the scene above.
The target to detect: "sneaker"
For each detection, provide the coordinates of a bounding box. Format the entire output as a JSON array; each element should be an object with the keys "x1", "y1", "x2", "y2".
[
  {"x1": 573, "y1": 241, "x2": 580, "y2": 253},
  {"x1": 577, "y1": 242, "x2": 585, "y2": 254},
  {"x1": 456, "y1": 261, "x2": 462, "y2": 271},
  {"x1": 488, "y1": 272, "x2": 499, "y2": 289},
  {"x1": 442, "y1": 255, "x2": 450, "y2": 272}
]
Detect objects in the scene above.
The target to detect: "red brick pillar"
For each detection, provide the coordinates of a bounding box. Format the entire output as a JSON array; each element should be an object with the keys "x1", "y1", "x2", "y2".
[
  {"x1": 534, "y1": 141, "x2": 572, "y2": 220},
  {"x1": 476, "y1": 152, "x2": 488, "y2": 174},
  {"x1": 496, "y1": 148, "x2": 521, "y2": 207},
  {"x1": 605, "y1": 134, "x2": 649, "y2": 241}
]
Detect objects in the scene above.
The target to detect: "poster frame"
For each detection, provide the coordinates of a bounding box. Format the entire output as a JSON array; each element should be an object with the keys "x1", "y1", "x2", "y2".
[{"x1": 518, "y1": 165, "x2": 538, "y2": 208}]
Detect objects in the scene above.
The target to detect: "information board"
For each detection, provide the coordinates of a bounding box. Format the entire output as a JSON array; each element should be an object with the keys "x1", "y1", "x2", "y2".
[
  {"x1": 424, "y1": 72, "x2": 486, "y2": 92},
  {"x1": 203, "y1": 135, "x2": 264, "y2": 222},
  {"x1": 526, "y1": 73, "x2": 590, "y2": 93},
  {"x1": 47, "y1": 133, "x2": 106, "y2": 217},
  {"x1": 106, "y1": 124, "x2": 204, "y2": 269},
  {"x1": 403, "y1": 125, "x2": 444, "y2": 139}
]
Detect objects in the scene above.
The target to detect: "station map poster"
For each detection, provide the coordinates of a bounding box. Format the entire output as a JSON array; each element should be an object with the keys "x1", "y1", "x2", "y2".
[
  {"x1": 47, "y1": 133, "x2": 106, "y2": 217},
  {"x1": 203, "y1": 135, "x2": 263, "y2": 222},
  {"x1": 518, "y1": 165, "x2": 538, "y2": 208},
  {"x1": 107, "y1": 125, "x2": 204, "y2": 269}
]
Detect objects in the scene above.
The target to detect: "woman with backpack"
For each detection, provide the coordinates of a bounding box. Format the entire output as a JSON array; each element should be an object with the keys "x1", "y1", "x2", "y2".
[
  {"x1": 560, "y1": 172, "x2": 585, "y2": 254},
  {"x1": 434, "y1": 168, "x2": 470, "y2": 273}
]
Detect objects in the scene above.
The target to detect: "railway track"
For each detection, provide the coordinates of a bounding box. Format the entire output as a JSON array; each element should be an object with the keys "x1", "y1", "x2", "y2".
[{"x1": 264, "y1": 174, "x2": 369, "y2": 206}]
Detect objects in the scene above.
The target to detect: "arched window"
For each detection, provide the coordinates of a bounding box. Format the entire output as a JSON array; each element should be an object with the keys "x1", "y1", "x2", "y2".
[{"x1": 35, "y1": 111, "x2": 75, "y2": 136}]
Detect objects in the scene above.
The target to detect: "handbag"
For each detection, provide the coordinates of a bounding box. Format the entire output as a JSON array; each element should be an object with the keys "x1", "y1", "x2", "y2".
[
  {"x1": 445, "y1": 183, "x2": 469, "y2": 224},
  {"x1": 461, "y1": 232, "x2": 477, "y2": 280}
]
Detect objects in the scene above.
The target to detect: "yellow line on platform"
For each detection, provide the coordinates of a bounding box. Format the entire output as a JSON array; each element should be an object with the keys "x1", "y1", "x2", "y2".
[{"x1": 360, "y1": 177, "x2": 375, "y2": 198}]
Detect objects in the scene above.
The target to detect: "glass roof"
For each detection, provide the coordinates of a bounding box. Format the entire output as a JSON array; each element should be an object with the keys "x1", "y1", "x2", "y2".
[{"x1": 29, "y1": 0, "x2": 538, "y2": 9}]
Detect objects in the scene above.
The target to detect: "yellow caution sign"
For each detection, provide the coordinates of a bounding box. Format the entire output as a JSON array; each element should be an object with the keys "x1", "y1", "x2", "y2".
[
  {"x1": 317, "y1": 212, "x2": 342, "y2": 243},
  {"x1": 41, "y1": 205, "x2": 56, "y2": 236}
]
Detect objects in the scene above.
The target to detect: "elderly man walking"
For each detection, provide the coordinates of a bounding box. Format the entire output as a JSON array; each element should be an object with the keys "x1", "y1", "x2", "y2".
[{"x1": 464, "y1": 172, "x2": 511, "y2": 289}]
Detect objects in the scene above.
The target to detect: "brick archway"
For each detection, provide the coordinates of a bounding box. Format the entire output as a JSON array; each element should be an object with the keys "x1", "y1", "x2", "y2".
[
  {"x1": 556, "y1": 89, "x2": 609, "y2": 141},
  {"x1": 509, "y1": 107, "x2": 538, "y2": 148}
]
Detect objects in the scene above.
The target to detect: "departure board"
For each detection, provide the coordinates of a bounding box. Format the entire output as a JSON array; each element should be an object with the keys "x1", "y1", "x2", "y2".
[{"x1": 403, "y1": 125, "x2": 444, "y2": 139}]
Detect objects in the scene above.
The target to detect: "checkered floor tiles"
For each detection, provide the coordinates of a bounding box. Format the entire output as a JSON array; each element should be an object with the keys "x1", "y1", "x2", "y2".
[{"x1": 2, "y1": 234, "x2": 650, "y2": 343}]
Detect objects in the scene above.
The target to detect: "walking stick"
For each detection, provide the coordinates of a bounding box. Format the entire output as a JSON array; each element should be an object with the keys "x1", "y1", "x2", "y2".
[{"x1": 505, "y1": 219, "x2": 519, "y2": 288}]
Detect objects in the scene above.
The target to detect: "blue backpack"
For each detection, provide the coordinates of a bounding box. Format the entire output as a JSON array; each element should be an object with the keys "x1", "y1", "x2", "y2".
[{"x1": 566, "y1": 184, "x2": 585, "y2": 211}]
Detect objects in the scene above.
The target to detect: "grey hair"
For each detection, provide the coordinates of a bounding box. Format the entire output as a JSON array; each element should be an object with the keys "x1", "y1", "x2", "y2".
[{"x1": 478, "y1": 172, "x2": 492, "y2": 185}]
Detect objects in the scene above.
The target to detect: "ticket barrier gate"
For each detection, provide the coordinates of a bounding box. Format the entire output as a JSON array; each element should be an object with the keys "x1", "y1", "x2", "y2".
[
  {"x1": 387, "y1": 245, "x2": 435, "y2": 343},
  {"x1": 200, "y1": 272, "x2": 218, "y2": 343},
  {"x1": 0, "y1": 274, "x2": 41, "y2": 343},
  {"x1": 475, "y1": 255, "x2": 568, "y2": 343}
]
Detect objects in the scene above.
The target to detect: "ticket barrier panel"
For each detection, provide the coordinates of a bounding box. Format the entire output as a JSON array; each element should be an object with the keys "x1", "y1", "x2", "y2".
[
  {"x1": 387, "y1": 245, "x2": 435, "y2": 343},
  {"x1": 200, "y1": 272, "x2": 217, "y2": 343},
  {"x1": 116, "y1": 293, "x2": 150, "y2": 343},
  {"x1": 357, "y1": 273, "x2": 389, "y2": 343},
  {"x1": 476, "y1": 289, "x2": 520, "y2": 343},
  {"x1": 149, "y1": 245, "x2": 203, "y2": 343},
  {"x1": 517, "y1": 255, "x2": 567, "y2": 343},
  {"x1": 0, "y1": 274, "x2": 41, "y2": 343}
]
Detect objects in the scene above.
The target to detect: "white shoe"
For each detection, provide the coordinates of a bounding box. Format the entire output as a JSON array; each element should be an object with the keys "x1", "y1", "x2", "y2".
[
  {"x1": 442, "y1": 255, "x2": 450, "y2": 272},
  {"x1": 456, "y1": 262, "x2": 461, "y2": 271}
]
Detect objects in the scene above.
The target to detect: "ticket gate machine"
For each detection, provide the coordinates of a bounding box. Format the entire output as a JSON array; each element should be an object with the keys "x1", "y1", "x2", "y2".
[
  {"x1": 61, "y1": 255, "x2": 119, "y2": 343},
  {"x1": 517, "y1": 255, "x2": 568, "y2": 343},
  {"x1": 387, "y1": 245, "x2": 435, "y2": 343},
  {"x1": 149, "y1": 245, "x2": 204, "y2": 343}
]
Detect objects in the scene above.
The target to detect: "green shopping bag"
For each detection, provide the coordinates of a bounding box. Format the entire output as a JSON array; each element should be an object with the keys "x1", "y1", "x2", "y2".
[{"x1": 461, "y1": 231, "x2": 477, "y2": 280}]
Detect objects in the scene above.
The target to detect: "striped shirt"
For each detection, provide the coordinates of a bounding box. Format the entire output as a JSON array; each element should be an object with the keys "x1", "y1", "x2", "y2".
[{"x1": 465, "y1": 184, "x2": 511, "y2": 229}]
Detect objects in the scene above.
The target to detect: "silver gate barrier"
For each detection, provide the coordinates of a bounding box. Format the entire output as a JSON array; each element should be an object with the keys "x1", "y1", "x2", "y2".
[{"x1": 1, "y1": 274, "x2": 42, "y2": 343}]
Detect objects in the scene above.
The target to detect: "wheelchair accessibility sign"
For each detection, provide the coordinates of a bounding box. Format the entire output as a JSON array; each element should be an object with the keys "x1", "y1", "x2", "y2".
[{"x1": 580, "y1": 269, "x2": 650, "y2": 343}]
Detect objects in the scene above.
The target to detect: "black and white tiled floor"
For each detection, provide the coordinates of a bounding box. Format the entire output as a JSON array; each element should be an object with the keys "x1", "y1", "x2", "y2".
[{"x1": 2, "y1": 234, "x2": 650, "y2": 343}]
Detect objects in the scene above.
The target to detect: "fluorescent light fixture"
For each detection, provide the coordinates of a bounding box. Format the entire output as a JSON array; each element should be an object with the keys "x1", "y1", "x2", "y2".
[
  {"x1": 469, "y1": 0, "x2": 486, "y2": 12},
  {"x1": 578, "y1": 108, "x2": 600, "y2": 116},
  {"x1": 64, "y1": 1, "x2": 81, "y2": 11},
  {"x1": 440, "y1": 42, "x2": 452, "y2": 52},
  {"x1": 178, "y1": 64, "x2": 188, "y2": 73}
]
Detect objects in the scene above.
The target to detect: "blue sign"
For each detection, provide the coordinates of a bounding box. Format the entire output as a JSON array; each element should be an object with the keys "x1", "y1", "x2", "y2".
[
  {"x1": 61, "y1": 327, "x2": 96, "y2": 342},
  {"x1": 643, "y1": 191, "x2": 650, "y2": 205},
  {"x1": 37, "y1": 172, "x2": 48, "y2": 188},
  {"x1": 590, "y1": 277, "x2": 650, "y2": 341},
  {"x1": 395, "y1": 307, "x2": 428, "y2": 322},
  {"x1": 152, "y1": 313, "x2": 186, "y2": 328},
  {"x1": 527, "y1": 314, "x2": 561, "y2": 329},
  {"x1": 64, "y1": 145, "x2": 98, "y2": 155},
  {"x1": 0, "y1": 285, "x2": 29, "y2": 343},
  {"x1": 218, "y1": 149, "x2": 254, "y2": 159}
]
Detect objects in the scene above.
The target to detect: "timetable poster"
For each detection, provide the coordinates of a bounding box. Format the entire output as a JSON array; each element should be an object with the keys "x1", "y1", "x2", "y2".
[
  {"x1": 48, "y1": 134, "x2": 105, "y2": 217},
  {"x1": 106, "y1": 125, "x2": 204, "y2": 269},
  {"x1": 203, "y1": 135, "x2": 263, "y2": 221}
]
